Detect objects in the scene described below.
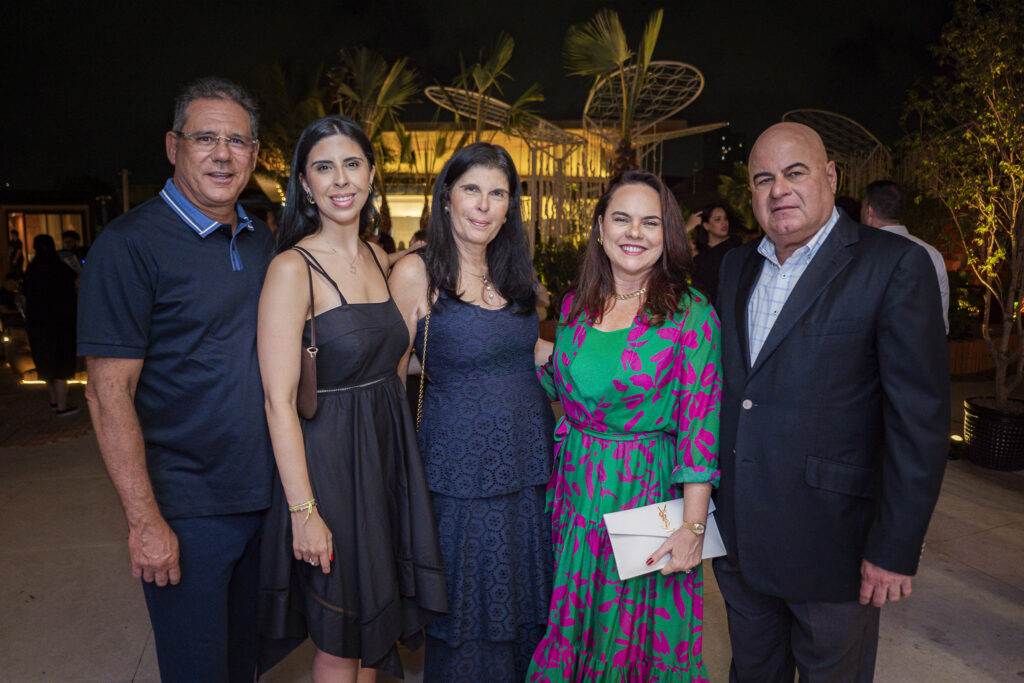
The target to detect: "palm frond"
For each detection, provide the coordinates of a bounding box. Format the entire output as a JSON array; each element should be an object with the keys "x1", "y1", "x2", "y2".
[{"x1": 563, "y1": 9, "x2": 630, "y2": 78}]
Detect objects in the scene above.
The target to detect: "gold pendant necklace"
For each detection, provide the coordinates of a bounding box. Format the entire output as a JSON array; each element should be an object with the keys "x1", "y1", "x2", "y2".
[
  {"x1": 323, "y1": 239, "x2": 358, "y2": 273},
  {"x1": 614, "y1": 287, "x2": 646, "y2": 300}
]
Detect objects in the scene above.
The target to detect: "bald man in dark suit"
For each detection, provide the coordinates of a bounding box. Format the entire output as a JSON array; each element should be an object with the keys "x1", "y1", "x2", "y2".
[{"x1": 712, "y1": 122, "x2": 949, "y2": 682}]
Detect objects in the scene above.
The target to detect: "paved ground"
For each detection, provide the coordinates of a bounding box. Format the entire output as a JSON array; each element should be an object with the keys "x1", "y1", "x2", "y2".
[
  {"x1": 0, "y1": 366, "x2": 91, "y2": 447},
  {"x1": 0, "y1": 370, "x2": 1022, "y2": 681}
]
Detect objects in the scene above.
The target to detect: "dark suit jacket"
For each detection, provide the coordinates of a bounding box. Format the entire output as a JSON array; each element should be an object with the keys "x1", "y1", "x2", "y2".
[{"x1": 715, "y1": 211, "x2": 949, "y2": 602}]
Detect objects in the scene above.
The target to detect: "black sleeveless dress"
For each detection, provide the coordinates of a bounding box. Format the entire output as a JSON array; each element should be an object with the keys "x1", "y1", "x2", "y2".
[{"x1": 259, "y1": 246, "x2": 447, "y2": 678}]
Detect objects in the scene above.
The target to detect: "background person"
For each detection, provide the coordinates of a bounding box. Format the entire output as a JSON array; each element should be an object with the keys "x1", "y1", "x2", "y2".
[
  {"x1": 713, "y1": 123, "x2": 949, "y2": 682},
  {"x1": 257, "y1": 114, "x2": 446, "y2": 682},
  {"x1": 390, "y1": 142, "x2": 555, "y2": 682},
  {"x1": 77, "y1": 77, "x2": 275, "y2": 682},
  {"x1": 528, "y1": 170, "x2": 721, "y2": 681},
  {"x1": 687, "y1": 202, "x2": 743, "y2": 307},
  {"x1": 22, "y1": 234, "x2": 78, "y2": 415},
  {"x1": 861, "y1": 179, "x2": 949, "y2": 333}
]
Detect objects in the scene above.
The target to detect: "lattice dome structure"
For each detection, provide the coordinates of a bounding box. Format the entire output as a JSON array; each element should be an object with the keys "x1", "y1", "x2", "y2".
[{"x1": 782, "y1": 109, "x2": 892, "y2": 198}]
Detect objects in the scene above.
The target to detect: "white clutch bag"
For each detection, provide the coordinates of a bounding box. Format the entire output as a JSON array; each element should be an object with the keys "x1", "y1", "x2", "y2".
[{"x1": 603, "y1": 497, "x2": 726, "y2": 581}]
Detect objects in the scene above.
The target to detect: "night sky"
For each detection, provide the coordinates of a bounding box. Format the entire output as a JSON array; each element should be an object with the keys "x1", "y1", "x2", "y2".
[{"x1": 3, "y1": 0, "x2": 952, "y2": 189}]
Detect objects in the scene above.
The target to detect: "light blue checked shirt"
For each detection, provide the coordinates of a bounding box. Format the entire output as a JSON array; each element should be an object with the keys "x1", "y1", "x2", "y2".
[{"x1": 747, "y1": 208, "x2": 840, "y2": 365}]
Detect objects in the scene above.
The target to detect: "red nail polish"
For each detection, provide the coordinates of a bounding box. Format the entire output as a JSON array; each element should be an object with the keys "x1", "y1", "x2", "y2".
[
  {"x1": 646, "y1": 558, "x2": 654, "y2": 566},
  {"x1": 330, "y1": 554, "x2": 334, "y2": 562}
]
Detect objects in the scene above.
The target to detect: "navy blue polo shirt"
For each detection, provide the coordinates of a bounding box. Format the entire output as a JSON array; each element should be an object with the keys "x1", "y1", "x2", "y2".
[{"x1": 78, "y1": 179, "x2": 276, "y2": 519}]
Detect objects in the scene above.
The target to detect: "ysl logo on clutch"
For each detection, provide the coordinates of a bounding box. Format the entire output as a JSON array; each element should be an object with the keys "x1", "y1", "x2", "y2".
[{"x1": 657, "y1": 504, "x2": 675, "y2": 532}]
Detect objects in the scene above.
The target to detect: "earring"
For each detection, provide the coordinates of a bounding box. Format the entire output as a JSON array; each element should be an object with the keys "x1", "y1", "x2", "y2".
[
  {"x1": 597, "y1": 234, "x2": 604, "y2": 245},
  {"x1": 305, "y1": 190, "x2": 315, "y2": 204}
]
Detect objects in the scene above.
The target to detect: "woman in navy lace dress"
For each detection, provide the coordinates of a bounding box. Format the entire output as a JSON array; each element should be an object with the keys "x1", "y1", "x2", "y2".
[{"x1": 391, "y1": 143, "x2": 555, "y2": 682}]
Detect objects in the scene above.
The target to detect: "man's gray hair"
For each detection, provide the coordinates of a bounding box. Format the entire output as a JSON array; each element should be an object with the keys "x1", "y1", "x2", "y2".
[{"x1": 172, "y1": 77, "x2": 259, "y2": 138}]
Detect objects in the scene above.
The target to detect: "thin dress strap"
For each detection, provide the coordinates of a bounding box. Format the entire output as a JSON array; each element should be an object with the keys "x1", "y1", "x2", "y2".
[
  {"x1": 364, "y1": 241, "x2": 393, "y2": 298},
  {"x1": 291, "y1": 246, "x2": 347, "y2": 306}
]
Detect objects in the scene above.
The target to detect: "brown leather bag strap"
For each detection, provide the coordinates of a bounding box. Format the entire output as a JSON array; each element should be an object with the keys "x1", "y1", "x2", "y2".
[{"x1": 291, "y1": 247, "x2": 317, "y2": 349}]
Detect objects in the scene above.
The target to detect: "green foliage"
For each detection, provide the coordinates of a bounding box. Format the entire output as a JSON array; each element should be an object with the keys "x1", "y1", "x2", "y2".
[
  {"x1": 252, "y1": 62, "x2": 331, "y2": 182},
  {"x1": 563, "y1": 8, "x2": 664, "y2": 176},
  {"x1": 717, "y1": 162, "x2": 759, "y2": 233},
  {"x1": 444, "y1": 33, "x2": 545, "y2": 143},
  {"x1": 533, "y1": 238, "x2": 586, "y2": 317},
  {"x1": 904, "y1": 0, "x2": 1024, "y2": 404}
]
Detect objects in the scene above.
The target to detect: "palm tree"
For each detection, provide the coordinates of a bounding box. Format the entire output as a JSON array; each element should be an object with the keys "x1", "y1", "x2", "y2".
[
  {"x1": 331, "y1": 47, "x2": 420, "y2": 236},
  {"x1": 563, "y1": 8, "x2": 663, "y2": 179},
  {"x1": 252, "y1": 61, "x2": 332, "y2": 183},
  {"x1": 438, "y1": 32, "x2": 544, "y2": 143}
]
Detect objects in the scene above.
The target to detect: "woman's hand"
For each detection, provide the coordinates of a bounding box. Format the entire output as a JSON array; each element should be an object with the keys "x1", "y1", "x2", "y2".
[
  {"x1": 648, "y1": 526, "x2": 704, "y2": 576},
  {"x1": 291, "y1": 507, "x2": 333, "y2": 575},
  {"x1": 684, "y1": 211, "x2": 703, "y2": 232}
]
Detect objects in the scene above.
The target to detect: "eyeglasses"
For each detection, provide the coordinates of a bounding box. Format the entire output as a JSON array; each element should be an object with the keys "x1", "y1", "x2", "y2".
[{"x1": 175, "y1": 131, "x2": 258, "y2": 152}]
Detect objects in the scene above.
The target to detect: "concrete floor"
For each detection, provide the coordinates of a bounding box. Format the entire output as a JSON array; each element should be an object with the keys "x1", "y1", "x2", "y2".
[{"x1": 1, "y1": 381, "x2": 1022, "y2": 682}]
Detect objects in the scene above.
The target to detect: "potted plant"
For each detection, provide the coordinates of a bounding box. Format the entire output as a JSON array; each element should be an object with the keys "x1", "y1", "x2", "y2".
[{"x1": 905, "y1": 0, "x2": 1024, "y2": 470}]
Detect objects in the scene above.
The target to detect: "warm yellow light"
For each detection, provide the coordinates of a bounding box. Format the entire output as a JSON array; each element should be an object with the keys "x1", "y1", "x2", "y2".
[
  {"x1": 20, "y1": 380, "x2": 88, "y2": 385},
  {"x1": 950, "y1": 434, "x2": 964, "y2": 442},
  {"x1": 1, "y1": 336, "x2": 9, "y2": 342}
]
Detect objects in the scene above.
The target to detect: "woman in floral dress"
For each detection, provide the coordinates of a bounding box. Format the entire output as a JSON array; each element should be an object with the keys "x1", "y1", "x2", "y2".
[{"x1": 529, "y1": 170, "x2": 722, "y2": 682}]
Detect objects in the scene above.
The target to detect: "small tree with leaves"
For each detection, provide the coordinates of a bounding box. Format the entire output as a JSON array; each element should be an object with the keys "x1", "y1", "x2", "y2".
[{"x1": 904, "y1": 0, "x2": 1024, "y2": 407}]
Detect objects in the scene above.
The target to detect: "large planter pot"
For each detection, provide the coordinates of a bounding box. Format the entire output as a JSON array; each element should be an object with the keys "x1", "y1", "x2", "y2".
[{"x1": 963, "y1": 397, "x2": 1024, "y2": 471}]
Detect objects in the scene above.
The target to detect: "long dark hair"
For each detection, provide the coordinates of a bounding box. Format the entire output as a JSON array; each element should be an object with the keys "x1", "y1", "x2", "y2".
[
  {"x1": 276, "y1": 115, "x2": 379, "y2": 252},
  {"x1": 693, "y1": 201, "x2": 730, "y2": 254},
  {"x1": 568, "y1": 170, "x2": 693, "y2": 327},
  {"x1": 424, "y1": 142, "x2": 536, "y2": 313},
  {"x1": 30, "y1": 234, "x2": 59, "y2": 265}
]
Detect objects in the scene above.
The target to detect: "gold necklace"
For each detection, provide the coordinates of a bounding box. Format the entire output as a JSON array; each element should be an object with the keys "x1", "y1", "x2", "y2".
[
  {"x1": 614, "y1": 287, "x2": 646, "y2": 300},
  {"x1": 323, "y1": 239, "x2": 358, "y2": 273}
]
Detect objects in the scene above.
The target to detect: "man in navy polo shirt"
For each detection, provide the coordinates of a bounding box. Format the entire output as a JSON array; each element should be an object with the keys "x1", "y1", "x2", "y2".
[{"x1": 78, "y1": 77, "x2": 275, "y2": 682}]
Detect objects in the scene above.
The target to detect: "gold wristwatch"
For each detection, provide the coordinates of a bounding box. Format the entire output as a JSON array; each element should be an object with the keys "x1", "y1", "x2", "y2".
[{"x1": 681, "y1": 521, "x2": 706, "y2": 535}]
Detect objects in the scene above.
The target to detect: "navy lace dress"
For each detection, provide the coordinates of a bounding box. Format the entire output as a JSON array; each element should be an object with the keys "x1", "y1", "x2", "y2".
[{"x1": 414, "y1": 293, "x2": 555, "y2": 682}]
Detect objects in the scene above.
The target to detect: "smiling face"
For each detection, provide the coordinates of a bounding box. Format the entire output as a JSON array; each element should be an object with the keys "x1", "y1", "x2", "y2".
[
  {"x1": 598, "y1": 182, "x2": 664, "y2": 284},
  {"x1": 446, "y1": 164, "x2": 510, "y2": 250},
  {"x1": 300, "y1": 133, "x2": 375, "y2": 232},
  {"x1": 749, "y1": 122, "x2": 837, "y2": 261},
  {"x1": 165, "y1": 97, "x2": 258, "y2": 223}
]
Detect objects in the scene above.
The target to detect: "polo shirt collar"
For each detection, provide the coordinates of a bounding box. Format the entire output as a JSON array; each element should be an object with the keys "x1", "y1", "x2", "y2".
[{"x1": 159, "y1": 178, "x2": 253, "y2": 238}]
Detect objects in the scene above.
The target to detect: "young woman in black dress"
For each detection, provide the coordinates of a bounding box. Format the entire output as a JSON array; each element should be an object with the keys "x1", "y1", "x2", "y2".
[{"x1": 257, "y1": 115, "x2": 446, "y2": 682}]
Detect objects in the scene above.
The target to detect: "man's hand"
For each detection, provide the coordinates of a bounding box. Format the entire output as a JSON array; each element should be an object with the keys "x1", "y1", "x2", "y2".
[
  {"x1": 859, "y1": 559, "x2": 911, "y2": 606},
  {"x1": 128, "y1": 514, "x2": 181, "y2": 587}
]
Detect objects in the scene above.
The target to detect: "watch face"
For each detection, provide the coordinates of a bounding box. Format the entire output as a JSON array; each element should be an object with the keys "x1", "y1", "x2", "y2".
[{"x1": 693, "y1": 523, "x2": 706, "y2": 534}]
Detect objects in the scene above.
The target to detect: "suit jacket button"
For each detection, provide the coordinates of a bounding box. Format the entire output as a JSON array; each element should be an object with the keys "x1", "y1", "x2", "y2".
[{"x1": 742, "y1": 399, "x2": 753, "y2": 410}]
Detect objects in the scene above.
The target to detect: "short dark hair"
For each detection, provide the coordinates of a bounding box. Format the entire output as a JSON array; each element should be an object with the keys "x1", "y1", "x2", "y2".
[
  {"x1": 411, "y1": 229, "x2": 427, "y2": 243},
  {"x1": 423, "y1": 142, "x2": 536, "y2": 313},
  {"x1": 863, "y1": 180, "x2": 905, "y2": 223},
  {"x1": 61, "y1": 230, "x2": 80, "y2": 242},
  {"x1": 567, "y1": 170, "x2": 694, "y2": 327},
  {"x1": 172, "y1": 77, "x2": 259, "y2": 138},
  {"x1": 276, "y1": 115, "x2": 379, "y2": 252}
]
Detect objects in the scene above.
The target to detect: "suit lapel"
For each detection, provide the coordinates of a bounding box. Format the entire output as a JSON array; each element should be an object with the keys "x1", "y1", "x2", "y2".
[
  {"x1": 749, "y1": 215, "x2": 858, "y2": 376},
  {"x1": 735, "y1": 247, "x2": 764, "y2": 371}
]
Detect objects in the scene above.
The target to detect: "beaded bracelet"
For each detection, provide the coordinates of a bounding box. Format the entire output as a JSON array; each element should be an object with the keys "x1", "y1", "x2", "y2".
[{"x1": 287, "y1": 498, "x2": 317, "y2": 522}]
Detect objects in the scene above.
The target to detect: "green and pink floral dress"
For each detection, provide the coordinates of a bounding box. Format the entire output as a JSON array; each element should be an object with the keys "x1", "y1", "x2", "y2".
[{"x1": 528, "y1": 291, "x2": 722, "y2": 682}]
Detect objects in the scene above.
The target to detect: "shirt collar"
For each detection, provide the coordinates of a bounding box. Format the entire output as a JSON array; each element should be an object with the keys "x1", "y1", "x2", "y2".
[
  {"x1": 159, "y1": 179, "x2": 253, "y2": 239},
  {"x1": 879, "y1": 224, "x2": 910, "y2": 237},
  {"x1": 756, "y1": 207, "x2": 840, "y2": 267}
]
